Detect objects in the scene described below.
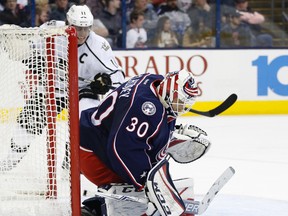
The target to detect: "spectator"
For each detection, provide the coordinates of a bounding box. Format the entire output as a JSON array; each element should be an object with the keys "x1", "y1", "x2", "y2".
[
  {"x1": 126, "y1": 0, "x2": 158, "y2": 44},
  {"x1": 34, "y1": 0, "x2": 50, "y2": 27},
  {"x1": 49, "y1": 0, "x2": 72, "y2": 21},
  {"x1": 234, "y1": 0, "x2": 273, "y2": 47},
  {"x1": 152, "y1": 0, "x2": 165, "y2": 9},
  {"x1": 221, "y1": 3, "x2": 235, "y2": 25},
  {"x1": 86, "y1": 0, "x2": 104, "y2": 19},
  {"x1": 157, "y1": 0, "x2": 178, "y2": 15},
  {"x1": 157, "y1": 0, "x2": 191, "y2": 44},
  {"x1": 126, "y1": 0, "x2": 135, "y2": 9},
  {"x1": 35, "y1": 6, "x2": 49, "y2": 26},
  {"x1": 221, "y1": 0, "x2": 235, "y2": 6},
  {"x1": 187, "y1": 0, "x2": 216, "y2": 33},
  {"x1": 98, "y1": 0, "x2": 122, "y2": 48},
  {"x1": 0, "y1": 0, "x2": 4, "y2": 11},
  {"x1": 0, "y1": 0, "x2": 29, "y2": 26},
  {"x1": 149, "y1": 15, "x2": 179, "y2": 48},
  {"x1": 17, "y1": 0, "x2": 28, "y2": 8},
  {"x1": 78, "y1": 0, "x2": 87, "y2": 5},
  {"x1": 126, "y1": 10, "x2": 147, "y2": 48},
  {"x1": 177, "y1": 0, "x2": 192, "y2": 13},
  {"x1": 182, "y1": 17, "x2": 214, "y2": 47},
  {"x1": 208, "y1": 0, "x2": 235, "y2": 6},
  {"x1": 36, "y1": 0, "x2": 50, "y2": 12},
  {"x1": 220, "y1": 10, "x2": 252, "y2": 47},
  {"x1": 92, "y1": 18, "x2": 109, "y2": 38}
]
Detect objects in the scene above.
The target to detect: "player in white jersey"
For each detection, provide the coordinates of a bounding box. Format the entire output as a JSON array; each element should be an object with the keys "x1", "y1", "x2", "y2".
[
  {"x1": 0, "y1": 5, "x2": 125, "y2": 171},
  {"x1": 42, "y1": 5, "x2": 125, "y2": 115},
  {"x1": 66, "y1": 5, "x2": 125, "y2": 115},
  {"x1": 64, "y1": 4, "x2": 125, "y2": 168}
]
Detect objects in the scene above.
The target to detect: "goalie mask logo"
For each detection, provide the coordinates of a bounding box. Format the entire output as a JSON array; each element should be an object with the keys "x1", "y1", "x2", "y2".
[
  {"x1": 183, "y1": 77, "x2": 198, "y2": 98},
  {"x1": 142, "y1": 101, "x2": 156, "y2": 116}
]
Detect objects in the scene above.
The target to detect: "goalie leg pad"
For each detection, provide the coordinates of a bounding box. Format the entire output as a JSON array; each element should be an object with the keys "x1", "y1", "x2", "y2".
[
  {"x1": 146, "y1": 156, "x2": 185, "y2": 216},
  {"x1": 98, "y1": 183, "x2": 147, "y2": 216},
  {"x1": 174, "y1": 178, "x2": 195, "y2": 216},
  {"x1": 174, "y1": 178, "x2": 194, "y2": 201}
]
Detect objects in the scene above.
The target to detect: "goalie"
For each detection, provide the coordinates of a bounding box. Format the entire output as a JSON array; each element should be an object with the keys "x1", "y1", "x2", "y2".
[{"x1": 80, "y1": 69, "x2": 211, "y2": 215}]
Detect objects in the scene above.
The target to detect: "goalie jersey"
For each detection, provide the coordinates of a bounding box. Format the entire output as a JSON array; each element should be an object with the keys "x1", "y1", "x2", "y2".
[{"x1": 80, "y1": 73, "x2": 176, "y2": 189}]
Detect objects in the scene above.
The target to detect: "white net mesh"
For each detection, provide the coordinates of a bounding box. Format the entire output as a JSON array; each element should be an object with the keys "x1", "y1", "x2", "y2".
[{"x1": 0, "y1": 26, "x2": 74, "y2": 215}]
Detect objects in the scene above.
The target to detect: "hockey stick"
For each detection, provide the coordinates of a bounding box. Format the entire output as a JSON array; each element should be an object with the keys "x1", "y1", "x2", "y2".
[
  {"x1": 188, "y1": 93, "x2": 237, "y2": 117},
  {"x1": 94, "y1": 166, "x2": 235, "y2": 215},
  {"x1": 193, "y1": 166, "x2": 235, "y2": 214},
  {"x1": 78, "y1": 76, "x2": 94, "y2": 84}
]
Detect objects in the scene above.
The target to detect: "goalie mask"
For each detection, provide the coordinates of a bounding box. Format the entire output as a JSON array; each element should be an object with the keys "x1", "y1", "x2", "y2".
[
  {"x1": 157, "y1": 69, "x2": 199, "y2": 116},
  {"x1": 66, "y1": 5, "x2": 93, "y2": 27}
]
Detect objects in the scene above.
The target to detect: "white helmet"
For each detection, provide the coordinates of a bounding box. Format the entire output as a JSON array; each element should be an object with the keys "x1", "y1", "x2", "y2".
[
  {"x1": 157, "y1": 69, "x2": 199, "y2": 116},
  {"x1": 66, "y1": 5, "x2": 93, "y2": 27}
]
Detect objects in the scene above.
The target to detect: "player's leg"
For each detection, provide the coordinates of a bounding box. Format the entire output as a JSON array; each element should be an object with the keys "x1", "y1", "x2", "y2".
[
  {"x1": 145, "y1": 155, "x2": 186, "y2": 216},
  {"x1": 80, "y1": 148, "x2": 124, "y2": 186},
  {"x1": 62, "y1": 97, "x2": 100, "y2": 170},
  {"x1": 81, "y1": 178, "x2": 195, "y2": 216},
  {"x1": 1, "y1": 93, "x2": 46, "y2": 171},
  {"x1": 82, "y1": 183, "x2": 147, "y2": 216},
  {"x1": 80, "y1": 148, "x2": 128, "y2": 215},
  {"x1": 1, "y1": 95, "x2": 67, "y2": 172},
  {"x1": 0, "y1": 125, "x2": 35, "y2": 171},
  {"x1": 81, "y1": 155, "x2": 195, "y2": 216},
  {"x1": 80, "y1": 151, "x2": 134, "y2": 216}
]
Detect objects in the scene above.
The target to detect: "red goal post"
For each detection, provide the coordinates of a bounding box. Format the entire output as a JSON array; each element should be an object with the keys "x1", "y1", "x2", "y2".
[{"x1": 0, "y1": 25, "x2": 80, "y2": 215}]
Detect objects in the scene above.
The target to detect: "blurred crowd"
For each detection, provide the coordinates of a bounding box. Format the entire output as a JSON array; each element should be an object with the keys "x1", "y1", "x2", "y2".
[{"x1": 0, "y1": 0, "x2": 275, "y2": 48}]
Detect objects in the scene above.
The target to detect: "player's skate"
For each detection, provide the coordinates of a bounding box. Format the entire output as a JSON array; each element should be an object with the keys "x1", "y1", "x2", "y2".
[
  {"x1": 0, "y1": 138, "x2": 31, "y2": 172},
  {"x1": 0, "y1": 125, "x2": 34, "y2": 172}
]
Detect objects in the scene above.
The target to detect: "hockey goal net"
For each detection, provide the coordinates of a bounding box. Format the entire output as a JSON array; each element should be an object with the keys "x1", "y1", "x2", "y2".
[{"x1": 0, "y1": 25, "x2": 80, "y2": 215}]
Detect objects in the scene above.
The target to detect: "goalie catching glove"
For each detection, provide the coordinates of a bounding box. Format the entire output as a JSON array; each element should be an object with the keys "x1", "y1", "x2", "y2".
[
  {"x1": 90, "y1": 73, "x2": 112, "y2": 95},
  {"x1": 167, "y1": 124, "x2": 211, "y2": 164}
]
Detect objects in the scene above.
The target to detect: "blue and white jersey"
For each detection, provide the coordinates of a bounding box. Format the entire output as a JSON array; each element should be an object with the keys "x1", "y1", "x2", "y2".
[{"x1": 80, "y1": 73, "x2": 176, "y2": 189}]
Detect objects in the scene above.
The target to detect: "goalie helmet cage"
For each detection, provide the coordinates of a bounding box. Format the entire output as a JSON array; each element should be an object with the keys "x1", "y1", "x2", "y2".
[{"x1": 0, "y1": 25, "x2": 80, "y2": 215}]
